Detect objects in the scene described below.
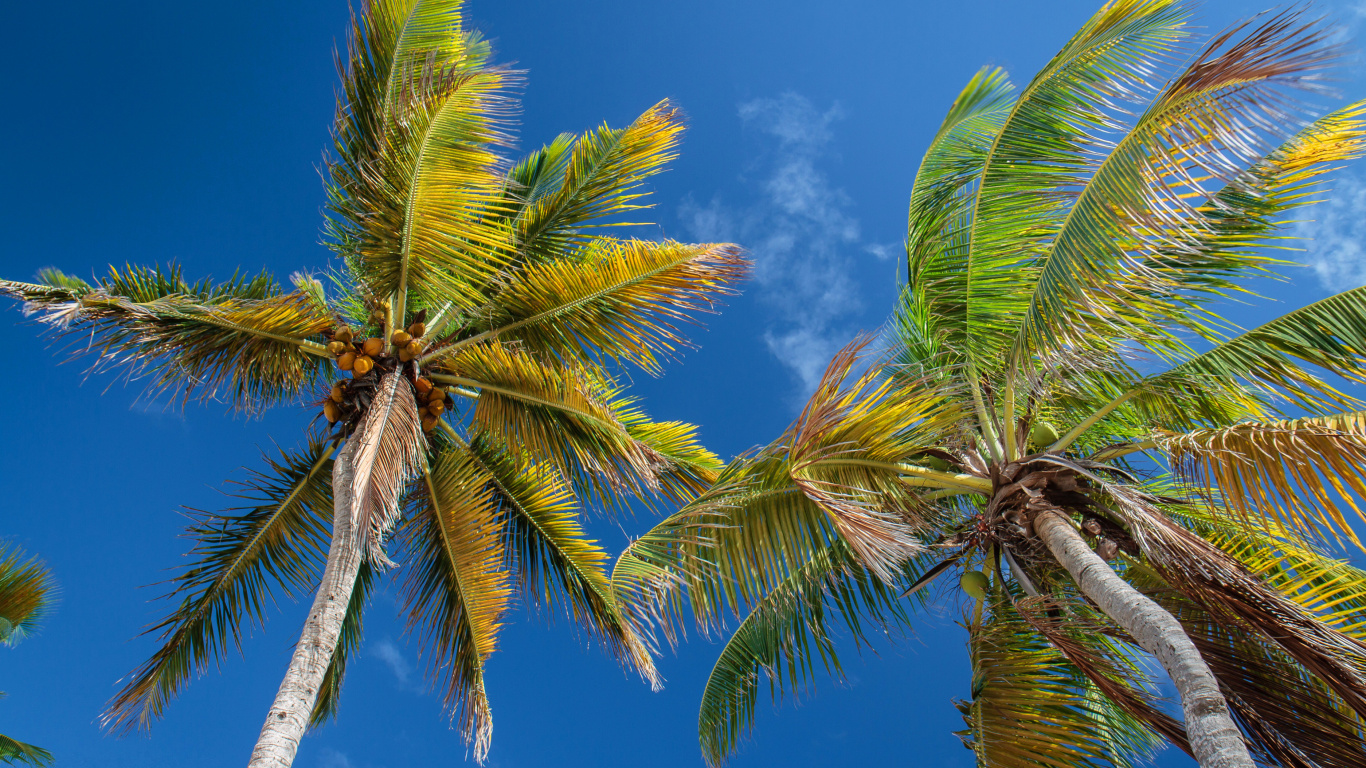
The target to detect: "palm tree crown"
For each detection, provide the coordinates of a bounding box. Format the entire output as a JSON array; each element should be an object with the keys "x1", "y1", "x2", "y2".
[
  {"x1": 1, "y1": 0, "x2": 745, "y2": 763},
  {"x1": 0, "y1": 543, "x2": 57, "y2": 767},
  {"x1": 616, "y1": 3, "x2": 1366, "y2": 767}
]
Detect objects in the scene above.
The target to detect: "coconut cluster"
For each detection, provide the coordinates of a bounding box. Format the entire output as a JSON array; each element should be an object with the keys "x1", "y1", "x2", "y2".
[{"x1": 320, "y1": 319, "x2": 449, "y2": 434}]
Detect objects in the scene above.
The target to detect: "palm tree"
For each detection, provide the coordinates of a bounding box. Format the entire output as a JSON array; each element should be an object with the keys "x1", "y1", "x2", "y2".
[
  {"x1": 614, "y1": 3, "x2": 1366, "y2": 767},
  {"x1": 0, "y1": 2, "x2": 745, "y2": 766},
  {"x1": 0, "y1": 544, "x2": 56, "y2": 767}
]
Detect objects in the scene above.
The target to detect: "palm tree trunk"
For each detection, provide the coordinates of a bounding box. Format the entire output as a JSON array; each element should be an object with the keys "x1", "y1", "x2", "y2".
[
  {"x1": 1033, "y1": 510, "x2": 1252, "y2": 768},
  {"x1": 248, "y1": 440, "x2": 361, "y2": 768}
]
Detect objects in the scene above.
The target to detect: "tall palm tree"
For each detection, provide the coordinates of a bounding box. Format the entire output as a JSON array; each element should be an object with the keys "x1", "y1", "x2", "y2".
[
  {"x1": 1, "y1": 2, "x2": 744, "y2": 766},
  {"x1": 614, "y1": 3, "x2": 1366, "y2": 767},
  {"x1": 0, "y1": 544, "x2": 56, "y2": 767}
]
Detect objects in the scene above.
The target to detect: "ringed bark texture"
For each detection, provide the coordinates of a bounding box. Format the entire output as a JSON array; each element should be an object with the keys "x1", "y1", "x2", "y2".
[
  {"x1": 247, "y1": 440, "x2": 362, "y2": 768},
  {"x1": 1033, "y1": 510, "x2": 1253, "y2": 768}
]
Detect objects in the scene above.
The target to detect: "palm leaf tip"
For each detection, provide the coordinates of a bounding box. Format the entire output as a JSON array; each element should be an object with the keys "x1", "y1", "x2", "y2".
[{"x1": 0, "y1": 545, "x2": 56, "y2": 647}]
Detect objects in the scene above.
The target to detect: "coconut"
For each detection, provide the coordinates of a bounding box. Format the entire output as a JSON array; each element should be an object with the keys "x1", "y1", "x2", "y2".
[
  {"x1": 353, "y1": 356, "x2": 374, "y2": 376},
  {"x1": 361, "y1": 337, "x2": 384, "y2": 357},
  {"x1": 408, "y1": 321, "x2": 426, "y2": 338},
  {"x1": 327, "y1": 341, "x2": 348, "y2": 356},
  {"x1": 960, "y1": 570, "x2": 990, "y2": 601},
  {"x1": 429, "y1": 387, "x2": 446, "y2": 403},
  {"x1": 391, "y1": 330, "x2": 411, "y2": 346},
  {"x1": 338, "y1": 351, "x2": 356, "y2": 371},
  {"x1": 335, "y1": 326, "x2": 354, "y2": 343},
  {"x1": 919, "y1": 454, "x2": 951, "y2": 472},
  {"x1": 323, "y1": 400, "x2": 341, "y2": 423},
  {"x1": 398, "y1": 347, "x2": 415, "y2": 362},
  {"x1": 421, "y1": 414, "x2": 438, "y2": 432},
  {"x1": 406, "y1": 339, "x2": 424, "y2": 356},
  {"x1": 330, "y1": 383, "x2": 346, "y2": 403},
  {"x1": 414, "y1": 377, "x2": 433, "y2": 395},
  {"x1": 1028, "y1": 422, "x2": 1060, "y2": 451},
  {"x1": 427, "y1": 399, "x2": 446, "y2": 416}
]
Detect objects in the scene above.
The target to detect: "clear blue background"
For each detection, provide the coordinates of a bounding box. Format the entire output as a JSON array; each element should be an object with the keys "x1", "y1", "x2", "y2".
[{"x1": 3, "y1": 1, "x2": 1364, "y2": 766}]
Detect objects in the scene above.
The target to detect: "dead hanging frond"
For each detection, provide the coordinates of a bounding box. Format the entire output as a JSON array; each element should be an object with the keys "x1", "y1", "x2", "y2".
[
  {"x1": 349, "y1": 372, "x2": 426, "y2": 567},
  {"x1": 1158, "y1": 416, "x2": 1366, "y2": 549},
  {"x1": 1093, "y1": 482, "x2": 1366, "y2": 724}
]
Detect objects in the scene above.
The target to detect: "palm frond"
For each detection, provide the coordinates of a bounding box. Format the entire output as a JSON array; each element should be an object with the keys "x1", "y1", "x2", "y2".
[
  {"x1": 103, "y1": 437, "x2": 334, "y2": 732},
  {"x1": 349, "y1": 373, "x2": 426, "y2": 567},
  {"x1": 1128, "y1": 561, "x2": 1366, "y2": 767},
  {"x1": 462, "y1": 437, "x2": 656, "y2": 683},
  {"x1": 399, "y1": 441, "x2": 512, "y2": 763},
  {"x1": 0, "y1": 732, "x2": 53, "y2": 767},
  {"x1": 0, "y1": 546, "x2": 56, "y2": 646},
  {"x1": 697, "y1": 540, "x2": 920, "y2": 767},
  {"x1": 426, "y1": 238, "x2": 747, "y2": 374},
  {"x1": 1159, "y1": 414, "x2": 1366, "y2": 548},
  {"x1": 1014, "y1": 10, "x2": 1341, "y2": 359},
  {"x1": 963, "y1": 600, "x2": 1137, "y2": 768},
  {"x1": 2, "y1": 266, "x2": 331, "y2": 410},
  {"x1": 961, "y1": 0, "x2": 1190, "y2": 362},
  {"x1": 308, "y1": 559, "x2": 376, "y2": 728}
]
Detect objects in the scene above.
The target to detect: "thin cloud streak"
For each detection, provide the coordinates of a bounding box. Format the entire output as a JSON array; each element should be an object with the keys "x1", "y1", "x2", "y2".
[
  {"x1": 681, "y1": 92, "x2": 881, "y2": 396},
  {"x1": 1296, "y1": 171, "x2": 1366, "y2": 292}
]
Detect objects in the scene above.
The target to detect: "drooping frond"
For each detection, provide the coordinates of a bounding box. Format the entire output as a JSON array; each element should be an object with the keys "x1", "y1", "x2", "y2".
[
  {"x1": 308, "y1": 559, "x2": 376, "y2": 728},
  {"x1": 436, "y1": 342, "x2": 676, "y2": 514},
  {"x1": 427, "y1": 239, "x2": 747, "y2": 374},
  {"x1": 961, "y1": 0, "x2": 1190, "y2": 362},
  {"x1": 1128, "y1": 561, "x2": 1366, "y2": 766},
  {"x1": 1013, "y1": 10, "x2": 1341, "y2": 359},
  {"x1": 964, "y1": 601, "x2": 1139, "y2": 768},
  {"x1": 1159, "y1": 415, "x2": 1366, "y2": 548},
  {"x1": 0, "y1": 545, "x2": 56, "y2": 646},
  {"x1": 462, "y1": 437, "x2": 656, "y2": 682},
  {"x1": 697, "y1": 540, "x2": 921, "y2": 768},
  {"x1": 103, "y1": 437, "x2": 334, "y2": 732},
  {"x1": 349, "y1": 373, "x2": 426, "y2": 566},
  {"x1": 0, "y1": 729, "x2": 53, "y2": 767},
  {"x1": 1, "y1": 267, "x2": 331, "y2": 410},
  {"x1": 399, "y1": 441, "x2": 512, "y2": 763},
  {"x1": 513, "y1": 101, "x2": 686, "y2": 263}
]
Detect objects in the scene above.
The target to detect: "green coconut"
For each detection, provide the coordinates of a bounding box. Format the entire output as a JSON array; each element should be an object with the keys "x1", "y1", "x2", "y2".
[
  {"x1": 1028, "y1": 421, "x2": 1060, "y2": 451},
  {"x1": 960, "y1": 570, "x2": 990, "y2": 601}
]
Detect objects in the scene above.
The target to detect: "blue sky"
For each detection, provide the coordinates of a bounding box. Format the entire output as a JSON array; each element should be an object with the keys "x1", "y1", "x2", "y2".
[{"x1": 4, "y1": 1, "x2": 1366, "y2": 766}]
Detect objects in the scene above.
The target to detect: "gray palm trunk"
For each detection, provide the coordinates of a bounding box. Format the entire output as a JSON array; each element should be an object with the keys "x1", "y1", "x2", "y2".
[
  {"x1": 1033, "y1": 510, "x2": 1253, "y2": 768},
  {"x1": 248, "y1": 440, "x2": 362, "y2": 768}
]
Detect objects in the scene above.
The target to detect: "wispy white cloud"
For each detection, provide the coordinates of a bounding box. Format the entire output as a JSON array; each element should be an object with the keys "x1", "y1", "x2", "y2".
[
  {"x1": 372, "y1": 637, "x2": 412, "y2": 687},
  {"x1": 1295, "y1": 172, "x2": 1366, "y2": 293},
  {"x1": 681, "y1": 92, "x2": 881, "y2": 396},
  {"x1": 318, "y1": 748, "x2": 353, "y2": 768}
]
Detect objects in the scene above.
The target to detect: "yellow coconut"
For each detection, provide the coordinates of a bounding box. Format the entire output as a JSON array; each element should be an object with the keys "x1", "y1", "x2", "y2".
[
  {"x1": 427, "y1": 399, "x2": 446, "y2": 416},
  {"x1": 323, "y1": 400, "x2": 341, "y2": 423},
  {"x1": 391, "y1": 330, "x2": 411, "y2": 347},
  {"x1": 330, "y1": 383, "x2": 345, "y2": 403},
  {"x1": 408, "y1": 321, "x2": 426, "y2": 338},
  {"x1": 414, "y1": 377, "x2": 433, "y2": 395},
  {"x1": 421, "y1": 414, "x2": 438, "y2": 432},
  {"x1": 353, "y1": 356, "x2": 375, "y2": 376},
  {"x1": 334, "y1": 326, "x2": 354, "y2": 343},
  {"x1": 338, "y1": 351, "x2": 356, "y2": 371},
  {"x1": 361, "y1": 337, "x2": 384, "y2": 358},
  {"x1": 406, "y1": 339, "x2": 424, "y2": 357},
  {"x1": 327, "y1": 341, "x2": 348, "y2": 356}
]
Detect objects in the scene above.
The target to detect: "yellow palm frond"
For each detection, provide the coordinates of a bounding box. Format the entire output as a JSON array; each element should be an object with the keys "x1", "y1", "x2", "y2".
[{"x1": 400, "y1": 442, "x2": 513, "y2": 762}]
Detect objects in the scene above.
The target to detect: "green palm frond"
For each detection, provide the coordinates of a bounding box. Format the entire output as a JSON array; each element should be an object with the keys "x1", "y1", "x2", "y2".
[
  {"x1": 0, "y1": 546, "x2": 56, "y2": 646},
  {"x1": 513, "y1": 101, "x2": 686, "y2": 262},
  {"x1": 1136, "y1": 282, "x2": 1366, "y2": 423},
  {"x1": 698, "y1": 540, "x2": 921, "y2": 768},
  {"x1": 426, "y1": 238, "x2": 747, "y2": 373},
  {"x1": 0, "y1": 730, "x2": 53, "y2": 767},
  {"x1": 400, "y1": 442, "x2": 512, "y2": 762},
  {"x1": 1014, "y1": 11, "x2": 1341, "y2": 360},
  {"x1": 2, "y1": 266, "x2": 332, "y2": 410},
  {"x1": 462, "y1": 437, "x2": 656, "y2": 681},
  {"x1": 961, "y1": 0, "x2": 1189, "y2": 362},
  {"x1": 309, "y1": 559, "x2": 376, "y2": 728},
  {"x1": 103, "y1": 438, "x2": 334, "y2": 732},
  {"x1": 964, "y1": 601, "x2": 1139, "y2": 768}
]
